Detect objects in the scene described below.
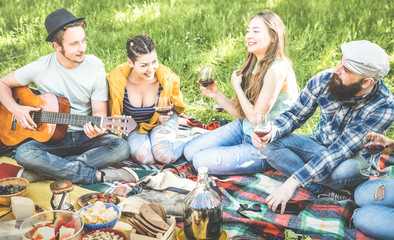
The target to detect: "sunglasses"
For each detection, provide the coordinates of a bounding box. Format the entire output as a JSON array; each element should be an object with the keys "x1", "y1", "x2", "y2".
[{"x1": 237, "y1": 203, "x2": 263, "y2": 218}]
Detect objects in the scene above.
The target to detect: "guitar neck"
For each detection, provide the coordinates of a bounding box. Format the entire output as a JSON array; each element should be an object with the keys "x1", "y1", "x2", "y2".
[{"x1": 34, "y1": 111, "x2": 102, "y2": 127}]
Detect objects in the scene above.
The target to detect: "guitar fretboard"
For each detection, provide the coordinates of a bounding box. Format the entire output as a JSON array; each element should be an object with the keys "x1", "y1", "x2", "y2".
[{"x1": 33, "y1": 111, "x2": 103, "y2": 127}]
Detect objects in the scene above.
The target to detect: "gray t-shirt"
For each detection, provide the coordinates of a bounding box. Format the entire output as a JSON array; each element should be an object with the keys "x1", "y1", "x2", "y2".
[{"x1": 15, "y1": 53, "x2": 108, "y2": 132}]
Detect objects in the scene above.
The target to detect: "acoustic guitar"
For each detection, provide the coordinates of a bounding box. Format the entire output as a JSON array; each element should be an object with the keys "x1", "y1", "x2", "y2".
[{"x1": 0, "y1": 87, "x2": 137, "y2": 146}]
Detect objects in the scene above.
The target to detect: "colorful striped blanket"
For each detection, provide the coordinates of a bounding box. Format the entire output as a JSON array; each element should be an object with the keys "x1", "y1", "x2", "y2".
[
  {"x1": 2, "y1": 148, "x2": 392, "y2": 239},
  {"x1": 81, "y1": 155, "x2": 394, "y2": 240}
]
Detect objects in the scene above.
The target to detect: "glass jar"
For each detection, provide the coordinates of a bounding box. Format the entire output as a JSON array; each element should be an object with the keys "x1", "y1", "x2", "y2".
[{"x1": 183, "y1": 167, "x2": 223, "y2": 240}]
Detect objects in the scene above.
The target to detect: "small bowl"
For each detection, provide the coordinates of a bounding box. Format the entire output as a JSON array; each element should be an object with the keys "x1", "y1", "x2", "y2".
[
  {"x1": 20, "y1": 210, "x2": 84, "y2": 240},
  {"x1": 81, "y1": 228, "x2": 128, "y2": 240},
  {"x1": 77, "y1": 192, "x2": 120, "y2": 208},
  {"x1": 78, "y1": 203, "x2": 121, "y2": 233},
  {"x1": 0, "y1": 177, "x2": 29, "y2": 206}
]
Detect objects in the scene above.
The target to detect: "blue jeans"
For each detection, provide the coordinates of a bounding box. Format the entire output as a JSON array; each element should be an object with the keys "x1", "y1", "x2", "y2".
[
  {"x1": 183, "y1": 120, "x2": 272, "y2": 175},
  {"x1": 353, "y1": 178, "x2": 394, "y2": 240},
  {"x1": 15, "y1": 132, "x2": 130, "y2": 184},
  {"x1": 262, "y1": 133, "x2": 369, "y2": 194},
  {"x1": 127, "y1": 114, "x2": 187, "y2": 164}
]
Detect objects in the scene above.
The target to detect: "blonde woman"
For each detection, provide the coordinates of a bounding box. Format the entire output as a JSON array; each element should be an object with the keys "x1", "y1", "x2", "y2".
[{"x1": 184, "y1": 11, "x2": 298, "y2": 174}]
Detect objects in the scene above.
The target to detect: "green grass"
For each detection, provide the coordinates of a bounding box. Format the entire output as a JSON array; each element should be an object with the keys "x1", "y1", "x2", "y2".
[{"x1": 0, "y1": 0, "x2": 393, "y2": 138}]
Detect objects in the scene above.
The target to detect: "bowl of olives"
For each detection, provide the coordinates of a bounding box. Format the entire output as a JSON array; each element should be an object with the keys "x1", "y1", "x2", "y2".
[{"x1": 0, "y1": 177, "x2": 29, "y2": 206}]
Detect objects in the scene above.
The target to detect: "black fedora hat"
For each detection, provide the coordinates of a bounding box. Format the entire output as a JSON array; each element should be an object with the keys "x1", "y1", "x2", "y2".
[{"x1": 45, "y1": 8, "x2": 84, "y2": 42}]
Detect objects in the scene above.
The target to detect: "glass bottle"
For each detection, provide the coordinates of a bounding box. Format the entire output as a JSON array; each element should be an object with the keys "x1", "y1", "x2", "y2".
[{"x1": 183, "y1": 167, "x2": 223, "y2": 240}]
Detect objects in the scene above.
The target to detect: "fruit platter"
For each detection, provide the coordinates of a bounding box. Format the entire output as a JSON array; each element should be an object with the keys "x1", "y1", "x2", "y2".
[{"x1": 20, "y1": 210, "x2": 84, "y2": 240}]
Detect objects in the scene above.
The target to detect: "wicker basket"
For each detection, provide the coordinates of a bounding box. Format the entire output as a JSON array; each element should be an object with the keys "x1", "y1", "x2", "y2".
[{"x1": 0, "y1": 177, "x2": 29, "y2": 206}]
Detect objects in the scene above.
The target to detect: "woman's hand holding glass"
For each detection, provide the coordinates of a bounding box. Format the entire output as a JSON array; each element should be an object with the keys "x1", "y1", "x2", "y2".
[
  {"x1": 195, "y1": 67, "x2": 215, "y2": 105},
  {"x1": 200, "y1": 80, "x2": 219, "y2": 99}
]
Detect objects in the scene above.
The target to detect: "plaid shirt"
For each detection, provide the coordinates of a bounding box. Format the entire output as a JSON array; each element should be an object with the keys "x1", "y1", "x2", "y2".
[{"x1": 271, "y1": 69, "x2": 394, "y2": 187}]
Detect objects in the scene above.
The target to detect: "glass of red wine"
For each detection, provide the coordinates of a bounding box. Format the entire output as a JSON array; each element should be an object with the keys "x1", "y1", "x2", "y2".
[
  {"x1": 154, "y1": 96, "x2": 173, "y2": 134},
  {"x1": 251, "y1": 113, "x2": 272, "y2": 158},
  {"x1": 195, "y1": 67, "x2": 215, "y2": 105},
  {"x1": 213, "y1": 104, "x2": 224, "y2": 112},
  {"x1": 360, "y1": 131, "x2": 387, "y2": 177}
]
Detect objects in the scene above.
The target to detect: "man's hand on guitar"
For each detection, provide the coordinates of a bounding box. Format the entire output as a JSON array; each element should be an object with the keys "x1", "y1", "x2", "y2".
[
  {"x1": 13, "y1": 105, "x2": 41, "y2": 131},
  {"x1": 84, "y1": 122, "x2": 107, "y2": 138}
]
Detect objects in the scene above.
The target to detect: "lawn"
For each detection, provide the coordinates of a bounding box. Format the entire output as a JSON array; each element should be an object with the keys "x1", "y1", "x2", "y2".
[{"x1": 0, "y1": 0, "x2": 393, "y2": 138}]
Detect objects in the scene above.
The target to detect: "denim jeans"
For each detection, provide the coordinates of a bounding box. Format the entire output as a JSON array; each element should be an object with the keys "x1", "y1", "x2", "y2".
[
  {"x1": 15, "y1": 132, "x2": 130, "y2": 184},
  {"x1": 353, "y1": 178, "x2": 394, "y2": 240},
  {"x1": 127, "y1": 113, "x2": 187, "y2": 164},
  {"x1": 183, "y1": 120, "x2": 272, "y2": 175},
  {"x1": 262, "y1": 133, "x2": 369, "y2": 194}
]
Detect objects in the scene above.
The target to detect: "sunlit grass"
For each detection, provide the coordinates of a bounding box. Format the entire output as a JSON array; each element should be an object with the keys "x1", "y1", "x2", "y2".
[{"x1": 0, "y1": 0, "x2": 392, "y2": 137}]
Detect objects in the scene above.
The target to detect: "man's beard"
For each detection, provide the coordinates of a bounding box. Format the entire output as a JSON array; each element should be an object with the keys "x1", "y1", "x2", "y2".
[
  {"x1": 60, "y1": 48, "x2": 84, "y2": 64},
  {"x1": 327, "y1": 73, "x2": 363, "y2": 102}
]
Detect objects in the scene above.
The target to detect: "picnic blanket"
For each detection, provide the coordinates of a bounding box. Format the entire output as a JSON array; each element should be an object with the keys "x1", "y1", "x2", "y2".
[
  {"x1": 85, "y1": 153, "x2": 393, "y2": 240},
  {"x1": 1, "y1": 149, "x2": 392, "y2": 239},
  {"x1": 88, "y1": 159, "x2": 379, "y2": 240}
]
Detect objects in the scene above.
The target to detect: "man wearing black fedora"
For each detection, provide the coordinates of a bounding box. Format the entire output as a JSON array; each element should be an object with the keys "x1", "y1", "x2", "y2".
[{"x1": 0, "y1": 8, "x2": 138, "y2": 184}]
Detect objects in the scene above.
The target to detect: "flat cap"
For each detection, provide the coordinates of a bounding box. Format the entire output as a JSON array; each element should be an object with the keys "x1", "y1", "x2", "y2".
[{"x1": 341, "y1": 40, "x2": 389, "y2": 80}]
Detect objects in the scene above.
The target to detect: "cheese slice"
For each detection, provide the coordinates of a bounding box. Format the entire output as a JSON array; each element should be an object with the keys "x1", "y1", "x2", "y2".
[{"x1": 11, "y1": 196, "x2": 35, "y2": 220}]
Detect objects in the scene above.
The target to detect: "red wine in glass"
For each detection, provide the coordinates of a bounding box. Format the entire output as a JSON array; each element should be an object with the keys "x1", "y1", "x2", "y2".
[
  {"x1": 251, "y1": 114, "x2": 272, "y2": 158},
  {"x1": 200, "y1": 78, "x2": 214, "y2": 87},
  {"x1": 253, "y1": 128, "x2": 271, "y2": 138},
  {"x1": 155, "y1": 106, "x2": 172, "y2": 115},
  {"x1": 361, "y1": 131, "x2": 387, "y2": 177},
  {"x1": 195, "y1": 67, "x2": 215, "y2": 105},
  {"x1": 214, "y1": 104, "x2": 224, "y2": 112},
  {"x1": 155, "y1": 97, "x2": 173, "y2": 134},
  {"x1": 365, "y1": 143, "x2": 385, "y2": 155}
]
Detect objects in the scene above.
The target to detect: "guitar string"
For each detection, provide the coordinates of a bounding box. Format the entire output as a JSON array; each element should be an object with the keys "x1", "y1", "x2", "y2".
[{"x1": 34, "y1": 111, "x2": 131, "y2": 132}]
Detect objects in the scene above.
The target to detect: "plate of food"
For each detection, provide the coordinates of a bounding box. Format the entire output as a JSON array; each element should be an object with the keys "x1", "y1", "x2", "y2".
[{"x1": 77, "y1": 192, "x2": 120, "y2": 208}]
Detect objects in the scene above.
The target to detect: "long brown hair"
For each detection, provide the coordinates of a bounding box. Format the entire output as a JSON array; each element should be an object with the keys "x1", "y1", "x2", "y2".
[{"x1": 234, "y1": 11, "x2": 289, "y2": 117}]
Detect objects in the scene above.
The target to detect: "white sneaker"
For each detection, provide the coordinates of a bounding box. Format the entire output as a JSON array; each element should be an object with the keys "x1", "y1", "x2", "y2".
[{"x1": 101, "y1": 167, "x2": 139, "y2": 183}]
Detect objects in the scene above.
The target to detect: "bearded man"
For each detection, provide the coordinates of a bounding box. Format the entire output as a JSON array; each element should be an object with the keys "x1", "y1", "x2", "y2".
[
  {"x1": 252, "y1": 40, "x2": 394, "y2": 213},
  {"x1": 0, "y1": 8, "x2": 137, "y2": 184}
]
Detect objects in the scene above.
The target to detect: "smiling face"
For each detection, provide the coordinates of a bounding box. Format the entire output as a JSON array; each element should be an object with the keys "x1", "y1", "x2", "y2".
[
  {"x1": 245, "y1": 16, "x2": 272, "y2": 60},
  {"x1": 129, "y1": 51, "x2": 159, "y2": 81},
  {"x1": 55, "y1": 26, "x2": 86, "y2": 68}
]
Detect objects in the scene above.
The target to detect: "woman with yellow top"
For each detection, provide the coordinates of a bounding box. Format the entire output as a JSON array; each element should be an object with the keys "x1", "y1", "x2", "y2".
[
  {"x1": 107, "y1": 34, "x2": 185, "y2": 165},
  {"x1": 184, "y1": 11, "x2": 298, "y2": 175}
]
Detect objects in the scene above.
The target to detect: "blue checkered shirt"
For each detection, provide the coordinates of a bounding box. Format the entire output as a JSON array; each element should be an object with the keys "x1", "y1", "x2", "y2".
[{"x1": 271, "y1": 69, "x2": 394, "y2": 187}]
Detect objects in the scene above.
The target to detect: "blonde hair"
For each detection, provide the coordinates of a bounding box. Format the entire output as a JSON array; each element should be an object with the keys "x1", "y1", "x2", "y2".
[{"x1": 234, "y1": 11, "x2": 289, "y2": 118}]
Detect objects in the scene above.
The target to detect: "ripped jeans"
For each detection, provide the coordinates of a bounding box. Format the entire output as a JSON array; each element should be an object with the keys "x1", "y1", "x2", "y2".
[
  {"x1": 183, "y1": 120, "x2": 272, "y2": 175},
  {"x1": 126, "y1": 114, "x2": 187, "y2": 164},
  {"x1": 353, "y1": 178, "x2": 394, "y2": 240}
]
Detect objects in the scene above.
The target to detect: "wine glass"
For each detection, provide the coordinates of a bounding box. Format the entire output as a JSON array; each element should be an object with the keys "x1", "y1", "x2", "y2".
[
  {"x1": 154, "y1": 96, "x2": 173, "y2": 134},
  {"x1": 360, "y1": 131, "x2": 387, "y2": 177},
  {"x1": 195, "y1": 67, "x2": 215, "y2": 105},
  {"x1": 251, "y1": 113, "x2": 272, "y2": 158},
  {"x1": 213, "y1": 104, "x2": 224, "y2": 112}
]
